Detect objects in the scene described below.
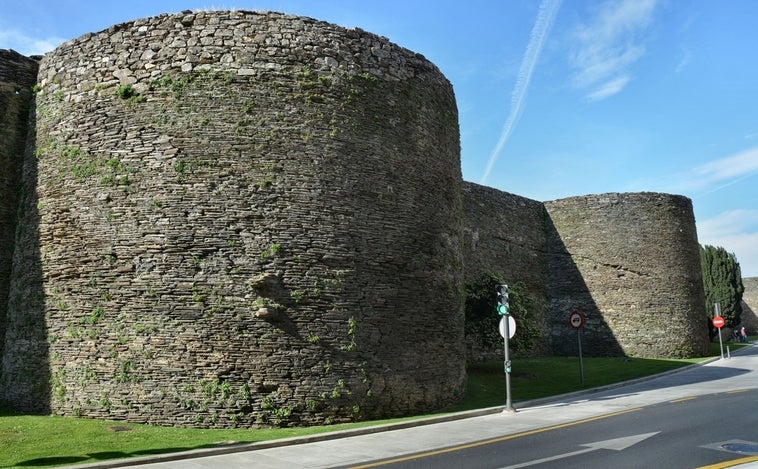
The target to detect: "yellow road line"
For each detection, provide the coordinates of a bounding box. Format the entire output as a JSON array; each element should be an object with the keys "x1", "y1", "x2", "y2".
[
  {"x1": 670, "y1": 396, "x2": 698, "y2": 403},
  {"x1": 697, "y1": 455, "x2": 758, "y2": 469},
  {"x1": 349, "y1": 407, "x2": 642, "y2": 469}
]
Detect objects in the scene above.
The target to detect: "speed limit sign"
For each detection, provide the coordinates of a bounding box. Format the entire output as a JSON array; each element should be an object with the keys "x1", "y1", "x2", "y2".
[{"x1": 569, "y1": 310, "x2": 585, "y2": 330}]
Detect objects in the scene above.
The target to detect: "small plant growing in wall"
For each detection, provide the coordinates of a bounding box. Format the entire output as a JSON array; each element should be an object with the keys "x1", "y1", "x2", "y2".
[
  {"x1": 116, "y1": 85, "x2": 134, "y2": 99},
  {"x1": 259, "y1": 243, "x2": 281, "y2": 259},
  {"x1": 116, "y1": 84, "x2": 144, "y2": 104},
  {"x1": 260, "y1": 391, "x2": 296, "y2": 427},
  {"x1": 340, "y1": 316, "x2": 357, "y2": 351}
]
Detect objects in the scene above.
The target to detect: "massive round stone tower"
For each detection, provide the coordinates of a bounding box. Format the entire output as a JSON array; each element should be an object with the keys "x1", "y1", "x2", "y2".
[
  {"x1": 2, "y1": 10, "x2": 465, "y2": 427},
  {"x1": 544, "y1": 192, "x2": 710, "y2": 358}
]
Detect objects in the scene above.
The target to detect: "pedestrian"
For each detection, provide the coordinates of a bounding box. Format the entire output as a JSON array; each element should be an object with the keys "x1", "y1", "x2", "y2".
[{"x1": 740, "y1": 326, "x2": 747, "y2": 343}]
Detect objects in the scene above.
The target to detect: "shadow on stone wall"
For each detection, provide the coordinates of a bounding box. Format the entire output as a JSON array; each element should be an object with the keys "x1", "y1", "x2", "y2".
[
  {"x1": 741, "y1": 277, "x2": 758, "y2": 336},
  {"x1": 0, "y1": 109, "x2": 50, "y2": 413},
  {"x1": 545, "y1": 216, "x2": 625, "y2": 357},
  {"x1": 741, "y1": 301, "x2": 758, "y2": 335}
]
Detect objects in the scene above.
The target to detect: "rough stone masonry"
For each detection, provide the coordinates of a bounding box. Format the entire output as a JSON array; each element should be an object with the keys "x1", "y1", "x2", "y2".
[{"x1": 0, "y1": 10, "x2": 708, "y2": 428}]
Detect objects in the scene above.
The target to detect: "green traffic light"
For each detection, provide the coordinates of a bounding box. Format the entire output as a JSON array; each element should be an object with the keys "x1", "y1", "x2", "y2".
[{"x1": 497, "y1": 304, "x2": 509, "y2": 315}]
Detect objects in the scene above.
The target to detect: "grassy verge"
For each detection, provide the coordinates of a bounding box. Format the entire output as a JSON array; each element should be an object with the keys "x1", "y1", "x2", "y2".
[{"x1": 1, "y1": 340, "x2": 752, "y2": 468}]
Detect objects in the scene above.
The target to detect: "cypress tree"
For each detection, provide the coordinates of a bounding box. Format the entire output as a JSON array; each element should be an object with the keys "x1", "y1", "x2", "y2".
[{"x1": 700, "y1": 245, "x2": 744, "y2": 336}]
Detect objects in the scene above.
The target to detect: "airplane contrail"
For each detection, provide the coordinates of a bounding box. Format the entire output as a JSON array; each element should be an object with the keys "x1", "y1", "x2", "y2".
[{"x1": 480, "y1": 0, "x2": 562, "y2": 185}]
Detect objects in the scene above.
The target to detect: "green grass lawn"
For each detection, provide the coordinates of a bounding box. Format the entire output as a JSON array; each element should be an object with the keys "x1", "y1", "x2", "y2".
[{"x1": 1, "y1": 340, "x2": 753, "y2": 468}]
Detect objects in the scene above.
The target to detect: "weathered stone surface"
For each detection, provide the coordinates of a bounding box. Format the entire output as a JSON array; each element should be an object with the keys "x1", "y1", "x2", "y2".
[
  {"x1": 0, "y1": 10, "x2": 464, "y2": 428},
  {"x1": 0, "y1": 10, "x2": 711, "y2": 429},
  {"x1": 544, "y1": 193, "x2": 710, "y2": 358},
  {"x1": 461, "y1": 182, "x2": 550, "y2": 359},
  {"x1": 0, "y1": 50, "x2": 38, "y2": 363},
  {"x1": 741, "y1": 277, "x2": 758, "y2": 335},
  {"x1": 462, "y1": 186, "x2": 709, "y2": 360}
]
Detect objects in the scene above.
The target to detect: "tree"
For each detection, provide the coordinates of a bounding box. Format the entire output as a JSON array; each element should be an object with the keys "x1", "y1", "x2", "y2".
[
  {"x1": 464, "y1": 272, "x2": 539, "y2": 357},
  {"x1": 700, "y1": 244, "x2": 744, "y2": 338}
]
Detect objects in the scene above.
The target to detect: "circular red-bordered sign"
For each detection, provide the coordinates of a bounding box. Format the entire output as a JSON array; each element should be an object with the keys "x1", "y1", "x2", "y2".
[
  {"x1": 569, "y1": 310, "x2": 585, "y2": 330},
  {"x1": 712, "y1": 316, "x2": 725, "y2": 329}
]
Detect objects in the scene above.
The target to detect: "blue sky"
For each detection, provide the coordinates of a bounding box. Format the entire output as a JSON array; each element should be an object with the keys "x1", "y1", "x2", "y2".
[{"x1": 2, "y1": 0, "x2": 757, "y2": 277}]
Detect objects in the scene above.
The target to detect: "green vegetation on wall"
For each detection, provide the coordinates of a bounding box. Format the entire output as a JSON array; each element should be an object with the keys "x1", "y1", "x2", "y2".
[{"x1": 464, "y1": 272, "x2": 540, "y2": 358}]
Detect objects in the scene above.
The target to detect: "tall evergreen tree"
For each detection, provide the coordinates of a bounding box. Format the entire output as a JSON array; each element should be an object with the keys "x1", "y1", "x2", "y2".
[{"x1": 700, "y1": 244, "x2": 744, "y2": 335}]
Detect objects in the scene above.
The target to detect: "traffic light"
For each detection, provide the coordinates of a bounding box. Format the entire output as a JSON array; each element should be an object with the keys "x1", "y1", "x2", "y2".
[{"x1": 496, "y1": 284, "x2": 509, "y2": 316}]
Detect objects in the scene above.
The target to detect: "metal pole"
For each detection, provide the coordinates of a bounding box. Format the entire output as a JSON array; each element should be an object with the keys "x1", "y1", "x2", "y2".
[
  {"x1": 716, "y1": 303, "x2": 724, "y2": 359},
  {"x1": 718, "y1": 328, "x2": 724, "y2": 359},
  {"x1": 503, "y1": 318, "x2": 515, "y2": 413},
  {"x1": 578, "y1": 328, "x2": 584, "y2": 384}
]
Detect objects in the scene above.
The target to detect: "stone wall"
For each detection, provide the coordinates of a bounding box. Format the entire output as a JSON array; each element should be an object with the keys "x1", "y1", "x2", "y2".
[
  {"x1": 0, "y1": 9, "x2": 713, "y2": 429},
  {"x1": 544, "y1": 193, "x2": 710, "y2": 357},
  {"x1": 462, "y1": 182, "x2": 550, "y2": 358},
  {"x1": 0, "y1": 11, "x2": 465, "y2": 427},
  {"x1": 741, "y1": 277, "x2": 758, "y2": 335},
  {"x1": 0, "y1": 50, "x2": 38, "y2": 362},
  {"x1": 462, "y1": 189, "x2": 709, "y2": 359}
]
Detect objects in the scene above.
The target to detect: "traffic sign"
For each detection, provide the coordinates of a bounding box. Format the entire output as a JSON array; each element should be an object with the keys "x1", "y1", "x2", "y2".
[
  {"x1": 569, "y1": 310, "x2": 585, "y2": 330},
  {"x1": 498, "y1": 315, "x2": 516, "y2": 339},
  {"x1": 712, "y1": 316, "x2": 725, "y2": 329}
]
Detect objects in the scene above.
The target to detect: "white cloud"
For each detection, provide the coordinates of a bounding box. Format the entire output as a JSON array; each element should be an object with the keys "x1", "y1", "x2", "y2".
[
  {"x1": 585, "y1": 75, "x2": 631, "y2": 101},
  {"x1": 671, "y1": 147, "x2": 758, "y2": 195},
  {"x1": 698, "y1": 209, "x2": 758, "y2": 278},
  {"x1": 569, "y1": 0, "x2": 657, "y2": 100},
  {"x1": 698, "y1": 209, "x2": 758, "y2": 240},
  {"x1": 0, "y1": 29, "x2": 63, "y2": 56},
  {"x1": 694, "y1": 148, "x2": 758, "y2": 184}
]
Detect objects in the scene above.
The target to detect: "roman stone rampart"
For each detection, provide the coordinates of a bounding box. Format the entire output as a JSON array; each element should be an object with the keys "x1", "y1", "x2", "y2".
[
  {"x1": 0, "y1": 10, "x2": 712, "y2": 429},
  {"x1": 462, "y1": 182, "x2": 550, "y2": 358},
  {"x1": 0, "y1": 10, "x2": 464, "y2": 427},
  {"x1": 544, "y1": 193, "x2": 710, "y2": 357},
  {"x1": 462, "y1": 188, "x2": 709, "y2": 359}
]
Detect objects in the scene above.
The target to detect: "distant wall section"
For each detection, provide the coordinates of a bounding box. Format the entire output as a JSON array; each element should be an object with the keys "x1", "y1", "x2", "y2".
[
  {"x1": 463, "y1": 189, "x2": 709, "y2": 359},
  {"x1": 741, "y1": 277, "x2": 758, "y2": 335},
  {"x1": 462, "y1": 182, "x2": 550, "y2": 358},
  {"x1": 545, "y1": 193, "x2": 710, "y2": 358}
]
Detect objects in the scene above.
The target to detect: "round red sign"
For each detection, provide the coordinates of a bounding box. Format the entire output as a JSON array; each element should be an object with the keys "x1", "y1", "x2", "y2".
[
  {"x1": 569, "y1": 310, "x2": 585, "y2": 330},
  {"x1": 712, "y1": 316, "x2": 725, "y2": 328}
]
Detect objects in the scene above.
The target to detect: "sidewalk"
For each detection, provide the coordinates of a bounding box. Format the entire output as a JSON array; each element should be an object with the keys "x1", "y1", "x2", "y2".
[{"x1": 69, "y1": 343, "x2": 758, "y2": 469}]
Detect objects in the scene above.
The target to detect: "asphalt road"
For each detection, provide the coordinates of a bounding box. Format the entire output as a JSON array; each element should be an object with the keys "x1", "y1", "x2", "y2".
[{"x1": 352, "y1": 388, "x2": 758, "y2": 468}]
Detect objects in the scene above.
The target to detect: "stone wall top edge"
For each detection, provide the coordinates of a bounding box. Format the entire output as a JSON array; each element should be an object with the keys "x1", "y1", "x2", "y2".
[
  {"x1": 543, "y1": 191, "x2": 693, "y2": 206},
  {"x1": 0, "y1": 49, "x2": 40, "y2": 87},
  {"x1": 463, "y1": 181, "x2": 543, "y2": 207},
  {"x1": 48, "y1": 9, "x2": 435, "y2": 72},
  {"x1": 0, "y1": 49, "x2": 40, "y2": 61}
]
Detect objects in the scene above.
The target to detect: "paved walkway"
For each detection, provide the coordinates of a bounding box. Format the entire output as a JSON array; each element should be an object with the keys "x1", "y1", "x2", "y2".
[{"x1": 70, "y1": 343, "x2": 758, "y2": 469}]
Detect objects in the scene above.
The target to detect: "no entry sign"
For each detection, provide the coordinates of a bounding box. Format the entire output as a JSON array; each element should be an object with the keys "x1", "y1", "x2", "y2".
[
  {"x1": 712, "y1": 316, "x2": 725, "y2": 329},
  {"x1": 569, "y1": 310, "x2": 585, "y2": 330}
]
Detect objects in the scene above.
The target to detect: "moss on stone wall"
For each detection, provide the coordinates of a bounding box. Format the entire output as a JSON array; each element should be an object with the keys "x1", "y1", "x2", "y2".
[{"x1": 0, "y1": 11, "x2": 464, "y2": 428}]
